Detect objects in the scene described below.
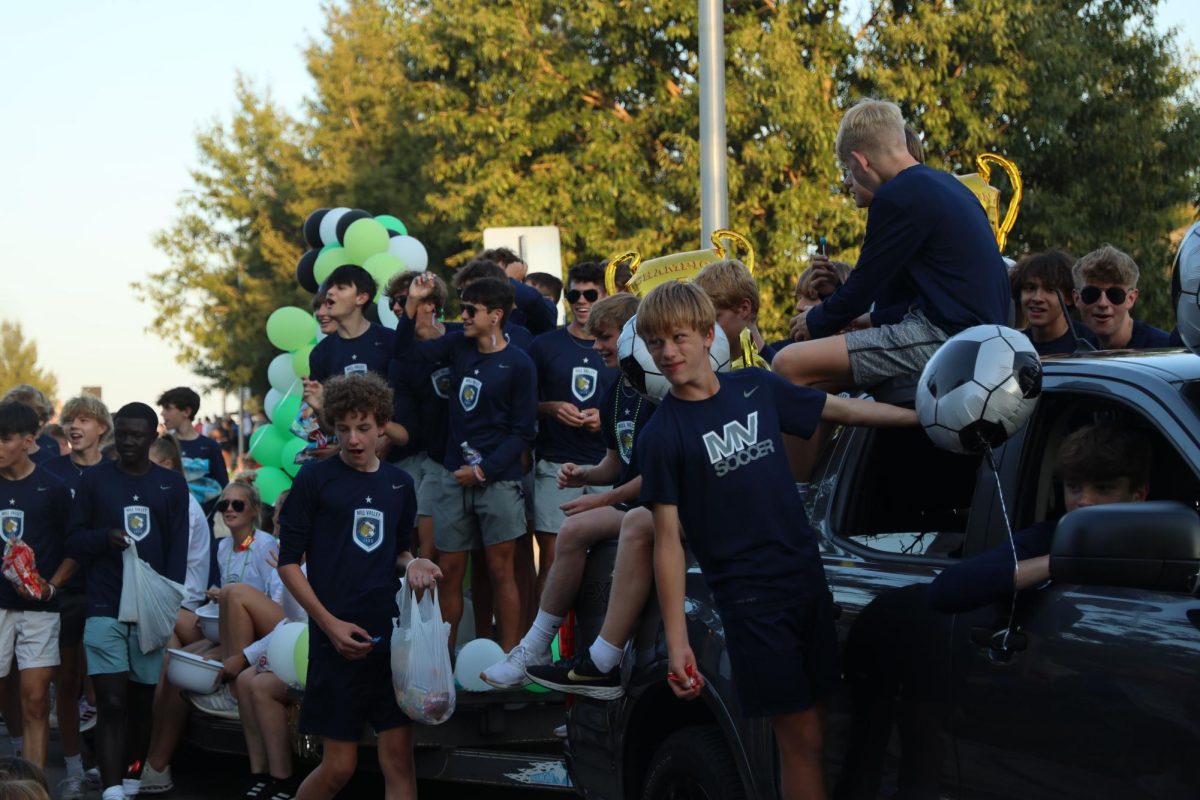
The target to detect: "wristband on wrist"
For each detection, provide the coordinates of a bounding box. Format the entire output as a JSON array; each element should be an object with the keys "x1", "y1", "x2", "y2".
[{"x1": 472, "y1": 464, "x2": 486, "y2": 484}]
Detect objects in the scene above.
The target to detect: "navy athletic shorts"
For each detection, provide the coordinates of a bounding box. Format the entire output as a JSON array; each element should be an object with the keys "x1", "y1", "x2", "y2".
[{"x1": 299, "y1": 626, "x2": 411, "y2": 741}]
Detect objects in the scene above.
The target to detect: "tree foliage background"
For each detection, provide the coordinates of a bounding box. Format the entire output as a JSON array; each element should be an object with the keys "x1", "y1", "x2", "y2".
[
  {"x1": 143, "y1": 0, "x2": 1200, "y2": 395},
  {"x1": 0, "y1": 322, "x2": 59, "y2": 404}
]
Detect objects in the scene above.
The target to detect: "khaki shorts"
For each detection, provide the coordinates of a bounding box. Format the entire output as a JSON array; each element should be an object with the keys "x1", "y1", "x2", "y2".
[
  {"x1": 395, "y1": 453, "x2": 440, "y2": 517},
  {"x1": 844, "y1": 309, "x2": 949, "y2": 388},
  {"x1": 533, "y1": 459, "x2": 611, "y2": 534},
  {"x1": 0, "y1": 609, "x2": 61, "y2": 675},
  {"x1": 433, "y1": 470, "x2": 527, "y2": 553}
]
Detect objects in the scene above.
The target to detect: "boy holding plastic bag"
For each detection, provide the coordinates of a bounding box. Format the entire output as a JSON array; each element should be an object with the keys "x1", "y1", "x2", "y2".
[
  {"x1": 65, "y1": 403, "x2": 190, "y2": 800},
  {"x1": 277, "y1": 373, "x2": 440, "y2": 800}
]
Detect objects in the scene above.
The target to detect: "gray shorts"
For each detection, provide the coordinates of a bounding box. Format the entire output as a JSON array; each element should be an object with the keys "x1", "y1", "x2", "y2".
[
  {"x1": 395, "y1": 453, "x2": 441, "y2": 517},
  {"x1": 433, "y1": 469, "x2": 527, "y2": 552},
  {"x1": 844, "y1": 309, "x2": 949, "y2": 388},
  {"x1": 533, "y1": 459, "x2": 611, "y2": 534}
]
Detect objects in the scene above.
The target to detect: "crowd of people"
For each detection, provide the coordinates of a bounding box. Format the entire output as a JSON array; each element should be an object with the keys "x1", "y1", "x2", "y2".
[{"x1": 0, "y1": 97, "x2": 1191, "y2": 800}]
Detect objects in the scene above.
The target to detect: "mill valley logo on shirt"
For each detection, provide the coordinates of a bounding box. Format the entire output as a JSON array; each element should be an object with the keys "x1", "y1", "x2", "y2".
[
  {"x1": 431, "y1": 368, "x2": 452, "y2": 400},
  {"x1": 572, "y1": 366, "x2": 598, "y2": 402},
  {"x1": 0, "y1": 510, "x2": 24, "y2": 541},
  {"x1": 459, "y1": 377, "x2": 482, "y2": 412},
  {"x1": 344, "y1": 362, "x2": 368, "y2": 376},
  {"x1": 702, "y1": 412, "x2": 772, "y2": 477},
  {"x1": 352, "y1": 507, "x2": 384, "y2": 553},
  {"x1": 617, "y1": 421, "x2": 636, "y2": 464},
  {"x1": 124, "y1": 505, "x2": 152, "y2": 541}
]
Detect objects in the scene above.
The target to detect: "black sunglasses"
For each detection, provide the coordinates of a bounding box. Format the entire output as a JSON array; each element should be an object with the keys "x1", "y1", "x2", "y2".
[
  {"x1": 566, "y1": 288, "x2": 600, "y2": 304},
  {"x1": 388, "y1": 293, "x2": 408, "y2": 307},
  {"x1": 1079, "y1": 285, "x2": 1128, "y2": 305},
  {"x1": 461, "y1": 303, "x2": 484, "y2": 318},
  {"x1": 216, "y1": 499, "x2": 247, "y2": 513}
]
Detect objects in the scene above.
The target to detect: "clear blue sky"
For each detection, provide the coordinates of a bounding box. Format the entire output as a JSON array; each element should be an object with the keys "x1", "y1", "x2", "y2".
[{"x1": 0, "y1": 1, "x2": 1195, "y2": 414}]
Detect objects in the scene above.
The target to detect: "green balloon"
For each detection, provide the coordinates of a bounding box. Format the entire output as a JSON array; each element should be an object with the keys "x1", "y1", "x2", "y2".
[
  {"x1": 375, "y1": 215, "x2": 407, "y2": 235},
  {"x1": 294, "y1": 625, "x2": 309, "y2": 688},
  {"x1": 280, "y1": 437, "x2": 307, "y2": 477},
  {"x1": 266, "y1": 307, "x2": 316, "y2": 352},
  {"x1": 292, "y1": 344, "x2": 315, "y2": 378},
  {"x1": 314, "y1": 246, "x2": 355, "y2": 283},
  {"x1": 249, "y1": 424, "x2": 289, "y2": 468},
  {"x1": 255, "y1": 466, "x2": 293, "y2": 506},
  {"x1": 272, "y1": 393, "x2": 303, "y2": 433},
  {"x1": 344, "y1": 218, "x2": 390, "y2": 264},
  {"x1": 363, "y1": 253, "x2": 404, "y2": 296}
]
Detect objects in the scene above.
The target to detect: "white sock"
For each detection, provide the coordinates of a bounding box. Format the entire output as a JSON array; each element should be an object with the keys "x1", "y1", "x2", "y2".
[
  {"x1": 66, "y1": 753, "x2": 84, "y2": 777},
  {"x1": 589, "y1": 636, "x2": 624, "y2": 674},
  {"x1": 520, "y1": 610, "x2": 564, "y2": 655},
  {"x1": 10, "y1": 736, "x2": 22, "y2": 755},
  {"x1": 103, "y1": 787, "x2": 125, "y2": 800}
]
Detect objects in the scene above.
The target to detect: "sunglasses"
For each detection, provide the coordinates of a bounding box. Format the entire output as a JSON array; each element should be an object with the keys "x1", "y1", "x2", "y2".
[
  {"x1": 461, "y1": 303, "x2": 487, "y2": 318},
  {"x1": 566, "y1": 288, "x2": 600, "y2": 304},
  {"x1": 388, "y1": 294, "x2": 408, "y2": 307},
  {"x1": 1078, "y1": 285, "x2": 1128, "y2": 305},
  {"x1": 216, "y1": 499, "x2": 247, "y2": 513}
]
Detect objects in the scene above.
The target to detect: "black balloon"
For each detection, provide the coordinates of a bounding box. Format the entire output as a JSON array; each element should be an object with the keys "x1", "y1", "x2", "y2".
[
  {"x1": 302, "y1": 208, "x2": 330, "y2": 249},
  {"x1": 388, "y1": 228, "x2": 404, "y2": 238},
  {"x1": 295, "y1": 250, "x2": 320, "y2": 293},
  {"x1": 335, "y1": 209, "x2": 372, "y2": 243}
]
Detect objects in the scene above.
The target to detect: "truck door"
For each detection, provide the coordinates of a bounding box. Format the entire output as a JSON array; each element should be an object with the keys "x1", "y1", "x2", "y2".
[{"x1": 948, "y1": 388, "x2": 1200, "y2": 799}]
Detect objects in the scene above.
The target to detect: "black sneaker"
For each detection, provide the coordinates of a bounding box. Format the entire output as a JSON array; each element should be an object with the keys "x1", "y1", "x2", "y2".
[
  {"x1": 526, "y1": 653, "x2": 623, "y2": 700},
  {"x1": 241, "y1": 773, "x2": 273, "y2": 799},
  {"x1": 265, "y1": 775, "x2": 303, "y2": 800}
]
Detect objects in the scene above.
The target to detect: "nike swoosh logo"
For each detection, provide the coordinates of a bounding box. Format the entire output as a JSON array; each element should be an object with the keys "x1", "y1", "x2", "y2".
[
  {"x1": 566, "y1": 669, "x2": 608, "y2": 682},
  {"x1": 37, "y1": 486, "x2": 48, "y2": 492},
  {"x1": 744, "y1": 386, "x2": 759, "y2": 398},
  {"x1": 392, "y1": 484, "x2": 404, "y2": 489},
  {"x1": 160, "y1": 485, "x2": 171, "y2": 490},
  {"x1": 499, "y1": 363, "x2": 512, "y2": 369}
]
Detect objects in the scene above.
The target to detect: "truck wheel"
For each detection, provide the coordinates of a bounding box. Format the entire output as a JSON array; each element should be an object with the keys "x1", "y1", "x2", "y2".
[{"x1": 641, "y1": 725, "x2": 746, "y2": 800}]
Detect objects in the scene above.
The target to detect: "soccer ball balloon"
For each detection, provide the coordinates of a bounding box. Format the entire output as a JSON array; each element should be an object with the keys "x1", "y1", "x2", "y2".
[
  {"x1": 617, "y1": 314, "x2": 731, "y2": 402},
  {"x1": 917, "y1": 325, "x2": 1042, "y2": 455},
  {"x1": 1174, "y1": 221, "x2": 1200, "y2": 355}
]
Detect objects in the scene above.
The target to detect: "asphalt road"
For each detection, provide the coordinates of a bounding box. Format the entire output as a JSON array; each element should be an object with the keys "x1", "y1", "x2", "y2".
[{"x1": 11, "y1": 722, "x2": 560, "y2": 800}]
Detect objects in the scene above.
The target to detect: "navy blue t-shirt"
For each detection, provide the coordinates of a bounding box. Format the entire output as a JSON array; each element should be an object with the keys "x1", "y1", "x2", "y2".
[
  {"x1": 509, "y1": 278, "x2": 558, "y2": 336},
  {"x1": 806, "y1": 164, "x2": 1009, "y2": 339},
  {"x1": 927, "y1": 521, "x2": 1055, "y2": 613},
  {"x1": 0, "y1": 466, "x2": 71, "y2": 611},
  {"x1": 66, "y1": 461, "x2": 190, "y2": 618},
  {"x1": 1023, "y1": 321, "x2": 1097, "y2": 356},
  {"x1": 178, "y1": 435, "x2": 228, "y2": 506},
  {"x1": 444, "y1": 321, "x2": 534, "y2": 351},
  {"x1": 29, "y1": 446, "x2": 57, "y2": 466},
  {"x1": 531, "y1": 328, "x2": 617, "y2": 465},
  {"x1": 394, "y1": 314, "x2": 537, "y2": 482},
  {"x1": 277, "y1": 456, "x2": 415, "y2": 634},
  {"x1": 599, "y1": 379, "x2": 657, "y2": 487},
  {"x1": 38, "y1": 455, "x2": 98, "y2": 593},
  {"x1": 1124, "y1": 319, "x2": 1171, "y2": 349},
  {"x1": 385, "y1": 358, "x2": 425, "y2": 462},
  {"x1": 638, "y1": 369, "x2": 828, "y2": 619},
  {"x1": 309, "y1": 323, "x2": 397, "y2": 382}
]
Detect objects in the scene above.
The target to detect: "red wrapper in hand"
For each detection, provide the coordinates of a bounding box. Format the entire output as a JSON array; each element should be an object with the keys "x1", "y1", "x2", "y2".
[{"x1": 2, "y1": 538, "x2": 46, "y2": 600}]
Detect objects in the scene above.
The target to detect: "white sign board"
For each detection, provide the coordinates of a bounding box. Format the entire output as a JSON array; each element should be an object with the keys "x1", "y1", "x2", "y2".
[{"x1": 482, "y1": 225, "x2": 566, "y2": 323}]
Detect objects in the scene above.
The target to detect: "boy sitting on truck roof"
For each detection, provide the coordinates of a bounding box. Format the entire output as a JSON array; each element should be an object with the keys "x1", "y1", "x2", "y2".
[
  {"x1": 634, "y1": 281, "x2": 917, "y2": 800},
  {"x1": 928, "y1": 423, "x2": 1150, "y2": 613}
]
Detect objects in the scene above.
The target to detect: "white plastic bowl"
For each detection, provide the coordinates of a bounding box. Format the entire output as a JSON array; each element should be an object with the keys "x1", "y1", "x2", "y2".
[
  {"x1": 166, "y1": 649, "x2": 222, "y2": 695},
  {"x1": 195, "y1": 603, "x2": 221, "y2": 644}
]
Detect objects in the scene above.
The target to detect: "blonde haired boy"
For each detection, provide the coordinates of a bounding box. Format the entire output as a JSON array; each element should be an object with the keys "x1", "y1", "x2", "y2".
[
  {"x1": 1071, "y1": 245, "x2": 1170, "y2": 350},
  {"x1": 692, "y1": 259, "x2": 771, "y2": 369}
]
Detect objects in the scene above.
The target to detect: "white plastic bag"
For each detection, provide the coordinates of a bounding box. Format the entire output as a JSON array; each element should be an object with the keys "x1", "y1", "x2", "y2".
[
  {"x1": 117, "y1": 540, "x2": 185, "y2": 654},
  {"x1": 391, "y1": 585, "x2": 455, "y2": 725}
]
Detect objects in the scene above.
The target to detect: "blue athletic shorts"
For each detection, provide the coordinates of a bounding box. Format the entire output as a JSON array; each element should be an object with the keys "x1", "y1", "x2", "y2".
[
  {"x1": 299, "y1": 626, "x2": 410, "y2": 741},
  {"x1": 723, "y1": 592, "x2": 840, "y2": 718},
  {"x1": 83, "y1": 617, "x2": 165, "y2": 685}
]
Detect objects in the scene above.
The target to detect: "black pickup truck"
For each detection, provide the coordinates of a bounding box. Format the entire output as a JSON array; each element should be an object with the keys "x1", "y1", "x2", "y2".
[{"x1": 566, "y1": 349, "x2": 1200, "y2": 800}]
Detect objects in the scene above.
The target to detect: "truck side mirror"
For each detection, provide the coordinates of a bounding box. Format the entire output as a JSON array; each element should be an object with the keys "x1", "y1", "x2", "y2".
[{"x1": 1050, "y1": 501, "x2": 1200, "y2": 594}]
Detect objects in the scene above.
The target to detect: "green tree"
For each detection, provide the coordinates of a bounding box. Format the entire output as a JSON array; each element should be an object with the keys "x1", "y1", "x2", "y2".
[{"x1": 0, "y1": 321, "x2": 59, "y2": 403}]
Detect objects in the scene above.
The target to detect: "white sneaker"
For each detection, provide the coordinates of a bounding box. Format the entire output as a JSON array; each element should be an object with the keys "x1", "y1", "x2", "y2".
[
  {"x1": 480, "y1": 643, "x2": 550, "y2": 689},
  {"x1": 188, "y1": 684, "x2": 239, "y2": 719},
  {"x1": 123, "y1": 777, "x2": 141, "y2": 797},
  {"x1": 79, "y1": 699, "x2": 98, "y2": 733},
  {"x1": 138, "y1": 763, "x2": 174, "y2": 795},
  {"x1": 58, "y1": 774, "x2": 85, "y2": 800},
  {"x1": 85, "y1": 767, "x2": 102, "y2": 789}
]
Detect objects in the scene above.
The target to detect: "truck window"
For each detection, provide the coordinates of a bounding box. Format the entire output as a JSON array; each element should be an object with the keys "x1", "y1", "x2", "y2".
[{"x1": 835, "y1": 427, "x2": 982, "y2": 559}]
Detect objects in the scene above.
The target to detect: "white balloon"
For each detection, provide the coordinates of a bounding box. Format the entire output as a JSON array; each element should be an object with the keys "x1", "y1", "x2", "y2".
[
  {"x1": 267, "y1": 353, "x2": 297, "y2": 394},
  {"x1": 387, "y1": 235, "x2": 429, "y2": 273},
  {"x1": 263, "y1": 388, "x2": 283, "y2": 421},
  {"x1": 378, "y1": 294, "x2": 399, "y2": 329},
  {"x1": 319, "y1": 207, "x2": 351, "y2": 247},
  {"x1": 266, "y1": 622, "x2": 308, "y2": 688},
  {"x1": 453, "y1": 638, "x2": 505, "y2": 692}
]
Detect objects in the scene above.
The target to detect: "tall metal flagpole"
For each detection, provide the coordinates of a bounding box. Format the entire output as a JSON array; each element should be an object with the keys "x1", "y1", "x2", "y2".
[{"x1": 699, "y1": 0, "x2": 729, "y2": 246}]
